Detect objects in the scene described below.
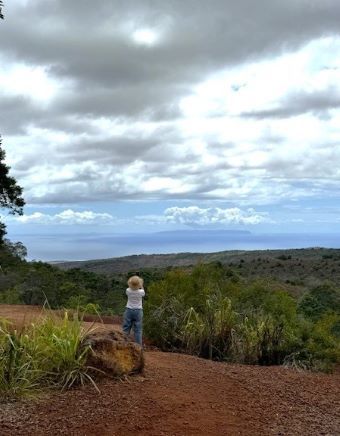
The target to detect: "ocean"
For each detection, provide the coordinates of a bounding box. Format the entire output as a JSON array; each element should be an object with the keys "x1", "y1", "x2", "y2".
[{"x1": 9, "y1": 230, "x2": 340, "y2": 261}]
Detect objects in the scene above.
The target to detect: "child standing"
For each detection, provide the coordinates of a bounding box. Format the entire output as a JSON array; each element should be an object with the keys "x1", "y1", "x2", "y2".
[{"x1": 122, "y1": 275, "x2": 145, "y2": 346}]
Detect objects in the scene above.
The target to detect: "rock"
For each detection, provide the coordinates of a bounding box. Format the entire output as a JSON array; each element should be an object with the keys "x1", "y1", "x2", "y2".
[{"x1": 83, "y1": 330, "x2": 144, "y2": 377}]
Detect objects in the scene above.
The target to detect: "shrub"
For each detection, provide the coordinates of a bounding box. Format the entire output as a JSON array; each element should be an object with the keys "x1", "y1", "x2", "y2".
[
  {"x1": 0, "y1": 286, "x2": 21, "y2": 304},
  {"x1": 144, "y1": 264, "x2": 240, "y2": 350},
  {"x1": 298, "y1": 283, "x2": 340, "y2": 320},
  {"x1": 305, "y1": 314, "x2": 340, "y2": 371},
  {"x1": 145, "y1": 265, "x2": 339, "y2": 371},
  {"x1": 276, "y1": 254, "x2": 291, "y2": 261}
]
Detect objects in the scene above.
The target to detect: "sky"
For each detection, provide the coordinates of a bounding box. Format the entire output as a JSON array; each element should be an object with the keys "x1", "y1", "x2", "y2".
[{"x1": 1, "y1": 0, "x2": 340, "y2": 260}]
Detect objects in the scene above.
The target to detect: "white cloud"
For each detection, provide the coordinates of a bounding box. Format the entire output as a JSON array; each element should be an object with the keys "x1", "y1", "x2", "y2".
[
  {"x1": 0, "y1": 61, "x2": 70, "y2": 104},
  {"x1": 10, "y1": 206, "x2": 270, "y2": 228},
  {"x1": 163, "y1": 206, "x2": 270, "y2": 226},
  {"x1": 13, "y1": 209, "x2": 115, "y2": 225},
  {"x1": 179, "y1": 37, "x2": 340, "y2": 119}
]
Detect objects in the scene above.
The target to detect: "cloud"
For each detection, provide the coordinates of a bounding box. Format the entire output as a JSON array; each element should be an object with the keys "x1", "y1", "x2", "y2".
[
  {"x1": 5, "y1": 1, "x2": 340, "y2": 83},
  {"x1": 1, "y1": 0, "x2": 340, "y2": 209},
  {"x1": 8, "y1": 205, "x2": 271, "y2": 228},
  {"x1": 163, "y1": 206, "x2": 270, "y2": 226},
  {"x1": 241, "y1": 87, "x2": 340, "y2": 119},
  {"x1": 14, "y1": 209, "x2": 115, "y2": 225}
]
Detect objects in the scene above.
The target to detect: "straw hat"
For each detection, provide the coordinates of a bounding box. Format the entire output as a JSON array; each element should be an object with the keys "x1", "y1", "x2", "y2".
[{"x1": 128, "y1": 275, "x2": 142, "y2": 290}]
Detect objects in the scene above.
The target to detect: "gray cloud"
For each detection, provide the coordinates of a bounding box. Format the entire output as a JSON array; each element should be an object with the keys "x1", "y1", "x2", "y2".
[
  {"x1": 0, "y1": 95, "x2": 41, "y2": 134},
  {"x1": 2, "y1": 0, "x2": 340, "y2": 130},
  {"x1": 53, "y1": 84, "x2": 184, "y2": 120},
  {"x1": 2, "y1": 1, "x2": 340, "y2": 126},
  {"x1": 1, "y1": 0, "x2": 340, "y2": 206}
]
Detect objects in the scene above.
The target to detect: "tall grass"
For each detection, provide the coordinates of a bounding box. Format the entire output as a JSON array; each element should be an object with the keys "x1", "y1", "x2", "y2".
[
  {"x1": 182, "y1": 295, "x2": 235, "y2": 359},
  {"x1": 230, "y1": 311, "x2": 298, "y2": 365},
  {"x1": 0, "y1": 311, "x2": 98, "y2": 401},
  {"x1": 144, "y1": 296, "x2": 186, "y2": 350},
  {"x1": 0, "y1": 321, "x2": 41, "y2": 399}
]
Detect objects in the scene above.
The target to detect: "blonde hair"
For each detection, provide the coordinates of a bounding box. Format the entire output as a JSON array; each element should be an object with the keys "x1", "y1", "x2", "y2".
[{"x1": 128, "y1": 275, "x2": 143, "y2": 290}]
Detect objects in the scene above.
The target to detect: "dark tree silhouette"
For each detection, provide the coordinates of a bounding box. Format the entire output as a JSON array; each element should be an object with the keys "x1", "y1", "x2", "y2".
[
  {"x1": 0, "y1": 1, "x2": 4, "y2": 20},
  {"x1": 0, "y1": 137, "x2": 25, "y2": 244},
  {"x1": 0, "y1": 137, "x2": 25, "y2": 215}
]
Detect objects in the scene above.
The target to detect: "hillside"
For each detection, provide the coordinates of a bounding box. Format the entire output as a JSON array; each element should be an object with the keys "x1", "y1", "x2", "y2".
[{"x1": 55, "y1": 247, "x2": 340, "y2": 290}]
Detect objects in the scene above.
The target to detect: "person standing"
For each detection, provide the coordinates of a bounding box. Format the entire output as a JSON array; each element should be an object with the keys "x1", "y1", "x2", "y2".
[{"x1": 122, "y1": 275, "x2": 145, "y2": 346}]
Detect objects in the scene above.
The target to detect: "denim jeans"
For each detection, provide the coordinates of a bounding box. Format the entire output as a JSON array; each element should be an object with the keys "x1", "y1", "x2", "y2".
[{"x1": 122, "y1": 308, "x2": 143, "y2": 346}]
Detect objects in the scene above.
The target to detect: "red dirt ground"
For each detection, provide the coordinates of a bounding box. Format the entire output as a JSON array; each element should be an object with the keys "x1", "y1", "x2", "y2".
[
  {"x1": 0, "y1": 304, "x2": 120, "y2": 332},
  {"x1": 1, "y1": 304, "x2": 339, "y2": 435}
]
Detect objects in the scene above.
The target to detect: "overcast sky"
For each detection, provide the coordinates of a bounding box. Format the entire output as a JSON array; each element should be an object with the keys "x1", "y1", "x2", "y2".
[{"x1": 1, "y1": 0, "x2": 340, "y2": 259}]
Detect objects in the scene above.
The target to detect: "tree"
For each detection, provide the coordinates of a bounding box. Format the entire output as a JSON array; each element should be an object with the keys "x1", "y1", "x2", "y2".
[
  {"x1": 0, "y1": 137, "x2": 25, "y2": 215},
  {"x1": 4, "y1": 240, "x2": 27, "y2": 260},
  {"x1": 0, "y1": 1, "x2": 3, "y2": 20},
  {"x1": 0, "y1": 222, "x2": 6, "y2": 242},
  {"x1": 0, "y1": 136, "x2": 25, "y2": 244}
]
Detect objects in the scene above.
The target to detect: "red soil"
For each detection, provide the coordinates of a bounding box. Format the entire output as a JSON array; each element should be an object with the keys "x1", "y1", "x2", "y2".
[
  {"x1": 0, "y1": 304, "x2": 47, "y2": 326},
  {"x1": 0, "y1": 304, "x2": 119, "y2": 333},
  {"x1": 0, "y1": 304, "x2": 339, "y2": 435}
]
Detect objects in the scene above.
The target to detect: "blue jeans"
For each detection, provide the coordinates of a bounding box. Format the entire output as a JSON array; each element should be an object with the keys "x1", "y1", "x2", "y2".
[{"x1": 122, "y1": 308, "x2": 143, "y2": 346}]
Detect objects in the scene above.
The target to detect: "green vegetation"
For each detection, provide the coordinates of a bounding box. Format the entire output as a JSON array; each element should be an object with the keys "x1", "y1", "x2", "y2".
[
  {"x1": 56, "y1": 247, "x2": 340, "y2": 296},
  {"x1": 1, "y1": 241, "x2": 339, "y2": 372},
  {"x1": 0, "y1": 311, "x2": 97, "y2": 401},
  {"x1": 0, "y1": 240, "x2": 165, "y2": 315},
  {"x1": 298, "y1": 282, "x2": 340, "y2": 320},
  {"x1": 0, "y1": 241, "x2": 128, "y2": 314},
  {"x1": 144, "y1": 263, "x2": 340, "y2": 371}
]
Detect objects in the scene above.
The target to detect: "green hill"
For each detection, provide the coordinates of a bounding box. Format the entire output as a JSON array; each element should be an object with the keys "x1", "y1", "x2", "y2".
[{"x1": 55, "y1": 247, "x2": 340, "y2": 290}]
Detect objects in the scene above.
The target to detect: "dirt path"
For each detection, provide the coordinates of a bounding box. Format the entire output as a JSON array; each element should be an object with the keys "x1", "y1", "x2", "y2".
[
  {"x1": 0, "y1": 304, "x2": 120, "y2": 333},
  {"x1": 1, "y1": 351, "x2": 339, "y2": 436}
]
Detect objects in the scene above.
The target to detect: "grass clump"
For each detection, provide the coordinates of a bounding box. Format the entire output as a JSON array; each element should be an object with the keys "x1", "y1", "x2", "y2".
[{"x1": 0, "y1": 311, "x2": 97, "y2": 401}]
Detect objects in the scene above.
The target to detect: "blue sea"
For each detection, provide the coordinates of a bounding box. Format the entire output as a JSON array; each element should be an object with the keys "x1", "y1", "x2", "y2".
[{"x1": 9, "y1": 230, "x2": 340, "y2": 262}]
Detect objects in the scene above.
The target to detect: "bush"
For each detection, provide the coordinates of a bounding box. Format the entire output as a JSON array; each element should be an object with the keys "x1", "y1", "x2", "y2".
[
  {"x1": 305, "y1": 314, "x2": 340, "y2": 371},
  {"x1": 298, "y1": 283, "x2": 340, "y2": 320},
  {"x1": 0, "y1": 286, "x2": 21, "y2": 304},
  {"x1": 144, "y1": 264, "x2": 239, "y2": 350},
  {"x1": 145, "y1": 265, "x2": 339, "y2": 371}
]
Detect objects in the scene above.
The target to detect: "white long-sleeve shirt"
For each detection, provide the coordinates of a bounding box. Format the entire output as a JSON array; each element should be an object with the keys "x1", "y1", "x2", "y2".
[{"x1": 126, "y1": 288, "x2": 145, "y2": 309}]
